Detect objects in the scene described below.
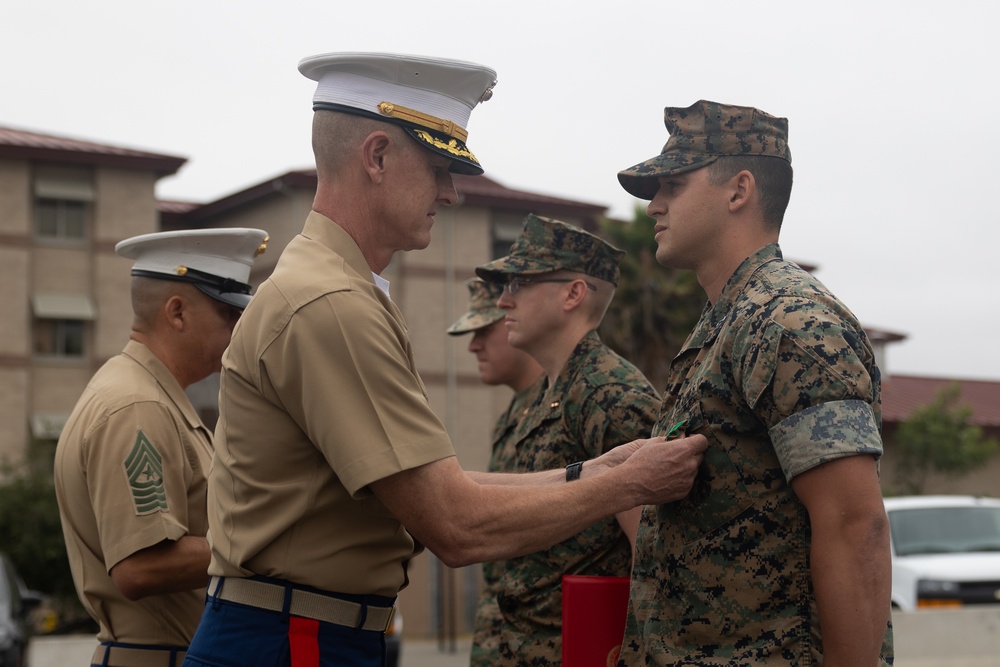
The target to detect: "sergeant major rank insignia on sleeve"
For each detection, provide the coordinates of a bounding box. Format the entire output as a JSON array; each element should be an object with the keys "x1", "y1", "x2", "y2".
[{"x1": 123, "y1": 430, "x2": 168, "y2": 515}]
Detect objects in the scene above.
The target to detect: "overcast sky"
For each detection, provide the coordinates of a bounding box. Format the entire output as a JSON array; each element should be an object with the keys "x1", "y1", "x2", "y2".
[{"x1": 3, "y1": 1, "x2": 997, "y2": 381}]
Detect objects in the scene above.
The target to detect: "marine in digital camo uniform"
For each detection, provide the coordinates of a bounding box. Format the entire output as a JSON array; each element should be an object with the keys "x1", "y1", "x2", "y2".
[
  {"x1": 446, "y1": 278, "x2": 544, "y2": 667},
  {"x1": 54, "y1": 228, "x2": 268, "y2": 667},
  {"x1": 615, "y1": 101, "x2": 894, "y2": 665},
  {"x1": 183, "y1": 53, "x2": 707, "y2": 667},
  {"x1": 476, "y1": 214, "x2": 661, "y2": 666}
]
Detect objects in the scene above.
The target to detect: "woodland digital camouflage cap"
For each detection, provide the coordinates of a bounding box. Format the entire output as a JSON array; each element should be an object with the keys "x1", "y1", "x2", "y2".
[
  {"x1": 446, "y1": 278, "x2": 505, "y2": 335},
  {"x1": 618, "y1": 99, "x2": 791, "y2": 200},
  {"x1": 475, "y1": 214, "x2": 625, "y2": 286}
]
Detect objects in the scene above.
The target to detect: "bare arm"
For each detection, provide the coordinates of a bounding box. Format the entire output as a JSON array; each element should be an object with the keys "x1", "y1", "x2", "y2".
[
  {"x1": 371, "y1": 434, "x2": 706, "y2": 568},
  {"x1": 465, "y1": 436, "x2": 647, "y2": 486},
  {"x1": 109, "y1": 535, "x2": 211, "y2": 601},
  {"x1": 791, "y1": 455, "x2": 890, "y2": 667}
]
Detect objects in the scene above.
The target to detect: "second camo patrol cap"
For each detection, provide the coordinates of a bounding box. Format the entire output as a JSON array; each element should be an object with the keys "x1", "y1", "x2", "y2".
[
  {"x1": 475, "y1": 214, "x2": 625, "y2": 287},
  {"x1": 446, "y1": 279, "x2": 506, "y2": 335}
]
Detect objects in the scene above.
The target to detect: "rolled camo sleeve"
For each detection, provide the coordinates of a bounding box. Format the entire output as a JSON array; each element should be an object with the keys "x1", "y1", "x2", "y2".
[{"x1": 770, "y1": 399, "x2": 882, "y2": 482}]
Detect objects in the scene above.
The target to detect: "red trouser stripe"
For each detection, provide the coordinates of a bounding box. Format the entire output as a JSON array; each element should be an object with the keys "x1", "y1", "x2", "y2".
[{"x1": 288, "y1": 615, "x2": 320, "y2": 667}]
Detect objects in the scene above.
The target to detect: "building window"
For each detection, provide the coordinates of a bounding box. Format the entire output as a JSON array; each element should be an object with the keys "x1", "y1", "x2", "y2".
[
  {"x1": 36, "y1": 198, "x2": 88, "y2": 240},
  {"x1": 33, "y1": 319, "x2": 85, "y2": 357},
  {"x1": 31, "y1": 294, "x2": 96, "y2": 359},
  {"x1": 33, "y1": 166, "x2": 94, "y2": 242}
]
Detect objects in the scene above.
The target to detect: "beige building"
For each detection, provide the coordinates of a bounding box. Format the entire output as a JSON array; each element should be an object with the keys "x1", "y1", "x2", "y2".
[{"x1": 0, "y1": 126, "x2": 185, "y2": 465}]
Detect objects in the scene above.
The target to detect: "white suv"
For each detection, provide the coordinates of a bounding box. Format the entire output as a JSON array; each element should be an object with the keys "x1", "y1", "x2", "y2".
[{"x1": 884, "y1": 495, "x2": 1000, "y2": 611}]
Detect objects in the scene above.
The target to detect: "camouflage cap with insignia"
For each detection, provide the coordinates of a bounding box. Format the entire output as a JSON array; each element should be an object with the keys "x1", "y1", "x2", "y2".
[
  {"x1": 618, "y1": 99, "x2": 791, "y2": 200},
  {"x1": 475, "y1": 214, "x2": 625, "y2": 286},
  {"x1": 446, "y1": 278, "x2": 505, "y2": 335},
  {"x1": 299, "y1": 51, "x2": 497, "y2": 176}
]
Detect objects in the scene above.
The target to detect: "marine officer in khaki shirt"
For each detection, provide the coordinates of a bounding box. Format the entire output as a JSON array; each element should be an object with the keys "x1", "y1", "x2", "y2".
[
  {"x1": 183, "y1": 52, "x2": 708, "y2": 667},
  {"x1": 54, "y1": 228, "x2": 268, "y2": 667}
]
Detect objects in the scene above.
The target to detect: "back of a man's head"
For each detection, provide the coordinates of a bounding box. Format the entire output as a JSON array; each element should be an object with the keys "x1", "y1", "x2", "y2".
[
  {"x1": 312, "y1": 109, "x2": 403, "y2": 179},
  {"x1": 706, "y1": 155, "x2": 794, "y2": 229},
  {"x1": 130, "y1": 276, "x2": 180, "y2": 332}
]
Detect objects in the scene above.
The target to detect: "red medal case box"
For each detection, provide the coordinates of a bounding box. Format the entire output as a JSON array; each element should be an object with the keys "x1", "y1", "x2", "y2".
[{"x1": 561, "y1": 575, "x2": 630, "y2": 667}]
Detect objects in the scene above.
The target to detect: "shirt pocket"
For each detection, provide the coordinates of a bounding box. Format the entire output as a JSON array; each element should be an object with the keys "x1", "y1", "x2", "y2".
[{"x1": 656, "y1": 402, "x2": 754, "y2": 547}]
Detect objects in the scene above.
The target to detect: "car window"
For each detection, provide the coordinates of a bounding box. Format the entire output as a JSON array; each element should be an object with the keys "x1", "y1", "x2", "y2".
[{"x1": 888, "y1": 506, "x2": 1000, "y2": 556}]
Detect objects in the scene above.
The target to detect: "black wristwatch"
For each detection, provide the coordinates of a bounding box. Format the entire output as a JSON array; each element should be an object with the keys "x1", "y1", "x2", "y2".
[{"x1": 565, "y1": 461, "x2": 583, "y2": 482}]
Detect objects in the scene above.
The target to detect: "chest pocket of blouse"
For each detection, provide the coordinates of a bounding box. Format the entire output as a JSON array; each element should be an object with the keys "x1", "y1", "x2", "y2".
[{"x1": 657, "y1": 401, "x2": 755, "y2": 547}]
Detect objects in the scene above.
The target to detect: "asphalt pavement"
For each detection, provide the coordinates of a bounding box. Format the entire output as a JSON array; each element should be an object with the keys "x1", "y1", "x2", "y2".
[{"x1": 29, "y1": 634, "x2": 473, "y2": 667}]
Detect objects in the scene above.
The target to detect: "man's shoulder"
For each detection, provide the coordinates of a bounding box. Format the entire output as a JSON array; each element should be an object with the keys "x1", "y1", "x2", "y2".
[
  {"x1": 263, "y1": 234, "x2": 355, "y2": 307},
  {"x1": 746, "y1": 257, "x2": 826, "y2": 302},
  {"x1": 557, "y1": 339, "x2": 659, "y2": 422},
  {"x1": 87, "y1": 354, "x2": 165, "y2": 406},
  {"x1": 738, "y1": 259, "x2": 862, "y2": 333},
  {"x1": 575, "y1": 338, "x2": 656, "y2": 391},
  {"x1": 61, "y1": 366, "x2": 180, "y2": 453}
]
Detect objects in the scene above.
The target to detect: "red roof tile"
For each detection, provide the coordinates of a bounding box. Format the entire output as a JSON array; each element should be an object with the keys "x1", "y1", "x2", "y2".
[
  {"x1": 883, "y1": 374, "x2": 1000, "y2": 427},
  {"x1": 452, "y1": 173, "x2": 606, "y2": 216},
  {"x1": 156, "y1": 200, "x2": 200, "y2": 215},
  {"x1": 0, "y1": 125, "x2": 186, "y2": 175}
]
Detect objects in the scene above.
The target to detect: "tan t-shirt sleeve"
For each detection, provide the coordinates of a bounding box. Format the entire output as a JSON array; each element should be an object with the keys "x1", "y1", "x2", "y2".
[
  {"x1": 258, "y1": 287, "x2": 456, "y2": 497},
  {"x1": 87, "y1": 401, "x2": 191, "y2": 570}
]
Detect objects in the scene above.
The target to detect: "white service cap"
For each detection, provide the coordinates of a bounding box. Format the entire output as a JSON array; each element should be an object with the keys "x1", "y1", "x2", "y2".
[
  {"x1": 115, "y1": 228, "x2": 269, "y2": 309},
  {"x1": 299, "y1": 51, "x2": 497, "y2": 175}
]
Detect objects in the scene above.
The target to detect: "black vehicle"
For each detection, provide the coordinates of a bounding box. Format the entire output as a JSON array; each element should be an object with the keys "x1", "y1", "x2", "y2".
[{"x1": 0, "y1": 553, "x2": 43, "y2": 667}]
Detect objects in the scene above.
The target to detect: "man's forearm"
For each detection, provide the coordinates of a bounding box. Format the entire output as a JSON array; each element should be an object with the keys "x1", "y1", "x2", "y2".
[
  {"x1": 465, "y1": 437, "x2": 643, "y2": 486},
  {"x1": 810, "y1": 511, "x2": 891, "y2": 666},
  {"x1": 467, "y1": 458, "x2": 609, "y2": 486},
  {"x1": 110, "y1": 535, "x2": 211, "y2": 600},
  {"x1": 376, "y1": 435, "x2": 705, "y2": 568}
]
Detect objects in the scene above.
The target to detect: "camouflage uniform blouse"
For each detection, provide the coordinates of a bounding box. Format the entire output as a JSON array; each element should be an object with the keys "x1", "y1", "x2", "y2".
[
  {"x1": 487, "y1": 331, "x2": 660, "y2": 666},
  {"x1": 619, "y1": 244, "x2": 893, "y2": 666},
  {"x1": 470, "y1": 377, "x2": 545, "y2": 667}
]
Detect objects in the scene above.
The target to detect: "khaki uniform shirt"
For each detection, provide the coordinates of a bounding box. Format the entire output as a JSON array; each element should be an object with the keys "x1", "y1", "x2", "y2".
[
  {"x1": 206, "y1": 212, "x2": 456, "y2": 597},
  {"x1": 619, "y1": 244, "x2": 893, "y2": 666},
  {"x1": 54, "y1": 340, "x2": 212, "y2": 645},
  {"x1": 485, "y1": 332, "x2": 660, "y2": 665}
]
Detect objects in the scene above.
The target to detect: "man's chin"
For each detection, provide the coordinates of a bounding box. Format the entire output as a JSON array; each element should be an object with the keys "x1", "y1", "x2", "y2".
[
  {"x1": 655, "y1": 246, "x2": 678, "y2": 269},
  {"x1": 410, "y1": 231, "x2": 433, "y2": 251}
]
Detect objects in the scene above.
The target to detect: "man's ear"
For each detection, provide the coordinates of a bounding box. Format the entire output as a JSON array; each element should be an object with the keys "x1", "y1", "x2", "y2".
[
  {"x1": 362, "y1": 131, "x2": 393, "y2": 182},
  {"x1": 563, "y1": 279, "x2": 590, "y2": 311},
  {"x1": 728, "y1": 170, "x2": 756, "y2": 213},
  {"x1": 164, "y1": 294, "x2": 187, "y2": 331}
]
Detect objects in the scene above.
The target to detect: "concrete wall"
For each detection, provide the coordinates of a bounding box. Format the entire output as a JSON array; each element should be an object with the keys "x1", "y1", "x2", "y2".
[{"x1": 892, "y1": 607, "x2": 1000, "y2": 666}]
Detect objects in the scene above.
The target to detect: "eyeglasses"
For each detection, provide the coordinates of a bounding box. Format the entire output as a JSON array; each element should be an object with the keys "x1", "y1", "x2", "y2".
[{"x1": 504, "y1": 277, "x2": 597, "y2": 295}]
